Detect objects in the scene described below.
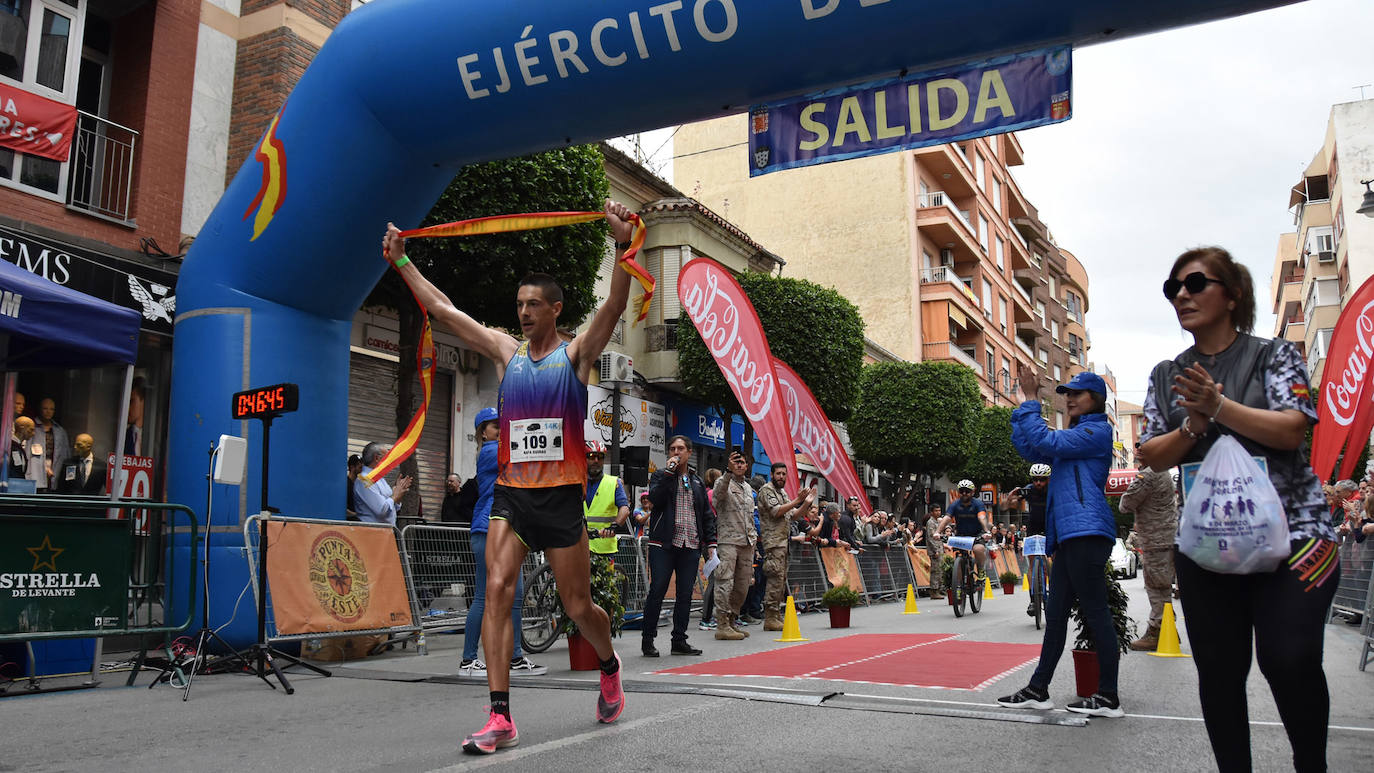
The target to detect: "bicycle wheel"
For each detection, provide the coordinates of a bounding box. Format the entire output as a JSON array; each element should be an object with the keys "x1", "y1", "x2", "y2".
[
  {"x1": 968, "y1": 557, "x2": 982, "y2": 614},
  {"x1": 951, "y1": 555, "x2": 967, "y2": 618},
  {"x1": 520, "y1": 563, "x2": 562, "y2": 654},
  {"x1": 1030, "y1": 558, "x2": 1043, "y2": 630}
]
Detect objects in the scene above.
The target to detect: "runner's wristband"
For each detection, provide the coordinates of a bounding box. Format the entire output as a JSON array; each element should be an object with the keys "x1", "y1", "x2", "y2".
[{"x1": 393, "y1": 255, "x2": 411, "y2": 268}]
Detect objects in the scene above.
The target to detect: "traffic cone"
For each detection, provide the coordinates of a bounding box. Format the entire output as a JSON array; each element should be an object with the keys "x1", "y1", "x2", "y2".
[
  {"x1": 1021, "y1": 572, "x2": 1029, "y2": 592},
  {"x1": 1149, "y1": 603, "x2": 1190, "y2": 658},
  {"x1": 903, "y1": 584, "x2": 920, "y2": 614},
  {"x1": 983, "y1": 574, "x2": 995, "y2": 600},
  {"x1": 776, "y1": 595, "x2": 808, "y2": 642}
]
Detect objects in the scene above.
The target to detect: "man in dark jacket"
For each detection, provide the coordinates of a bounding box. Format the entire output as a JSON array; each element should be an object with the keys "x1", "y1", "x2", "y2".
[{"x1": 641, "y1": 435, "x2": 717, "y2": 658}]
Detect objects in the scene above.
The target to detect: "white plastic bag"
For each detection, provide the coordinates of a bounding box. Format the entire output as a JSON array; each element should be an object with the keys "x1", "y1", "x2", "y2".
[{"x1": 1177, "y1": 435, "x2": 1290, "y2": 574}]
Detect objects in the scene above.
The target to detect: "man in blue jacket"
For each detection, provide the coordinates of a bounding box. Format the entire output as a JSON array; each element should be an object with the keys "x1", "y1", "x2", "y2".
[{"x1": 998, "y1": 369, "x2": 1125, "y2": 718}]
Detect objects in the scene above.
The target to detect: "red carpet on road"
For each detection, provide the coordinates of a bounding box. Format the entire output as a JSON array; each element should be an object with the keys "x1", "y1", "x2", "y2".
[{"x1": 654, "y1": 633, "x2": 1041, "y2": 690}]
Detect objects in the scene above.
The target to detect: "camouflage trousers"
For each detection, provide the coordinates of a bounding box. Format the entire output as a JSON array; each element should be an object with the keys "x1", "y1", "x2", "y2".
[
  {"x1": 1141, "y1": 547, "x2": 1176, "y2": 629},
  {"x1": 762, "y1": 546, "x2": 789, "y2": 613},
  {"x1": 926, "y1": 546, "x2": 944, "y2": 593}
]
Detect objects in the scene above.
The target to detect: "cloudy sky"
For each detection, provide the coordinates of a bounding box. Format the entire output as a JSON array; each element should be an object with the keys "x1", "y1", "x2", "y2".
[{"x1": 613, "y1": 0, "x2": 1374, "y2": 406}]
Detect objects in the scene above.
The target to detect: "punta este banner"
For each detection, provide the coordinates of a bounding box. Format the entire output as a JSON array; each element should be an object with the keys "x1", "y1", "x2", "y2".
[
  {"x1": 773, "y1": 356, "x2": 867, "y2": 513},
  {"x1": 1311, "y1": 274, "x2": 1374, "y2": 481},
  {"x1": 678, "y1": 258, "x2": 798, "y2": 497},
  {"x1": 748, "y1": 46, "x2": 1070, "y2": 177}
]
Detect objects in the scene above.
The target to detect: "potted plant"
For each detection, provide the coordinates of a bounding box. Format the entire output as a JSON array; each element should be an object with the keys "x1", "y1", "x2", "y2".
[
  {"x1": 939, "y1": 554, "x2": 956, "y2": 605},
  {"x1": 999, "y1": 571, "x2": 1019, "y2": 595},
  {"x1": 821, "y1": 584, "x2": 861, "y2": 628},
  {"x1": 563, "y1": 554, "x2": 626, "y2": 671},
  {"x1": 1069, "y1": 564, "x2": 1136, "y2": 697}
]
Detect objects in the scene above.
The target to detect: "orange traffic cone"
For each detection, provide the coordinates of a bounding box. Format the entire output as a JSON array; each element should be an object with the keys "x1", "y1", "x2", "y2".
[
  {"x1": 903, "y1": 584, "x2": 920, "y2": 615},
  {"x1": 1149, "y1": 603, "x2": 1190, "y2": 658},
  {"x1": 776, "y1": 595, "x2": 808, "y2": 642}
]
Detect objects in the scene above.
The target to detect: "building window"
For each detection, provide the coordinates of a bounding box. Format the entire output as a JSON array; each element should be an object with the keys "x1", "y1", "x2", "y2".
[
  {"x1": 975, "y1": 152, "x2": 986, "y2": 191},
  {"x1": 995, "y1": 235, "x2": 1004, "y2": 269},
  {"x1": 986, "y1": 348, "x2": 995, "y2": 378},
  {"x1": 978, "y1": 214, "x2": 989, "y2": 253},
  {"x1": 992, "y1": 180, "x2": 1001, "y2": 214},
  {"x1": 1001, "y1": 356, "x2": 1011, "y2": 392},
  {"x1": 1068, "y1": 332, "x2": 1083, "y2": 365},
  {"x1": 998, "y1": 295, "x2": 1008, "y2": 334},
  {"x1": 0, "y1": 0, "x2": 85, "y2": 199},
  {"x1": 1048, "y1": 274, "x2": 1057, "y2": 300},
  {"x1": 1053, "y1": 364, "x2": 1061, "y2": 381},
  {"x1": 1055, "y1": 411, "x2": 1064, "y2": 430},
  {"x1": 1035, "y1": 300, "x2": 1046, "y2": 322},
  {"x1": 982, "y1": 278, "x2": 993, "y2": 318},
  {"x1": 1038, "y1": 348, "x2": 1048, "y2": 364},
  {"x1": 1051, "y1": 319, "x2": 1059, "y2": 342}
]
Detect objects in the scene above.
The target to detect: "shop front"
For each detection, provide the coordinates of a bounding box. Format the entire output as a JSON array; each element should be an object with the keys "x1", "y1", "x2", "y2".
[{"x1": 662, "y1": 396, "x2": 772, "y2": 480}]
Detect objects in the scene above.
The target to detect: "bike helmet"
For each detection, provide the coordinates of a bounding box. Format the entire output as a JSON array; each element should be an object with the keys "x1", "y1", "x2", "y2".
[
  {"x1": 1029, "y1": 464, "x2": 1051, "y2": 478},
  {"x1": 957, "y1": 479, "x2": 974, "y2": 491},
  {"x1": 585, "y1": 439, "x2": 606, "y2": 454}
]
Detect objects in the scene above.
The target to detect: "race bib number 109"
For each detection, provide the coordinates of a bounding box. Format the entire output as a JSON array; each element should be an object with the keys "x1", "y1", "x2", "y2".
[{"x1": 509, "y1": 418, "x2": 563, "y2": 463}]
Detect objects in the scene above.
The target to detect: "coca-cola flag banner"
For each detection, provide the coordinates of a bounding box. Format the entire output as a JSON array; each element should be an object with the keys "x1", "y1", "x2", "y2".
[
  {"x1": 1311, "y1": 273, "x2": 1374, "y2": 481},
  {"x1": 0, "y1": 83, "x2": 78, "y2": 163},
  {"x1": 773, "y1": 356, "x2": 868, "y2": 514},
  {"x1": 678, "y1": 258, "x2": 798, "y2": 496}
]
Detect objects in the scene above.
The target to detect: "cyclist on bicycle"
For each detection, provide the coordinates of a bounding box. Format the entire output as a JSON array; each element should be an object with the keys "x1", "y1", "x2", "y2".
[
  {"x1": 1007, "y1": 464, "x2": 1051, "y2": 616},
  {"x1": 938, "y1": 480, "x2": 990, "y2": 580}
]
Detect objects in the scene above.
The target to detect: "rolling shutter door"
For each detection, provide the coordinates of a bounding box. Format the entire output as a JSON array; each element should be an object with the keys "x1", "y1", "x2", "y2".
[{"x1": 348, "y1": 351, "x2": 452, "y2": 517}]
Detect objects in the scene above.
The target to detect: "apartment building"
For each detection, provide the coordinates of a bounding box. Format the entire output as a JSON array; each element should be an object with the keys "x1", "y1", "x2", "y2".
[
  {"x1": 1271, "y1": 98, "x2": 1374, "y2": 384},
  {"x1": 675, "y1": 114, "x2": 1090, "y2": 422}
]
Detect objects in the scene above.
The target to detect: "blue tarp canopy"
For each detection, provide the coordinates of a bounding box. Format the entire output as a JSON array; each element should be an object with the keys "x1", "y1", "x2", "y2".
[{"x1": 0, "y1": 258, "x2": 140, "y2": 369}]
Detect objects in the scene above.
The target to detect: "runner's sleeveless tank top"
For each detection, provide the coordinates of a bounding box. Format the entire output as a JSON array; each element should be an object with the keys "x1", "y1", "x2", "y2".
[{"x1": 497, "y1": 341, "x2": 588, "y2": 488}]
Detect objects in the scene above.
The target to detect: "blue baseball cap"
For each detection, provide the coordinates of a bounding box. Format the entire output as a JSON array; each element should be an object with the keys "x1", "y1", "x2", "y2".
[
  {"x1": 1056, "y1": 371, "x2": 1106, "y2": 396},
  {"x1": 473, "y1": 407, "x2": 498, "y2": 430}
]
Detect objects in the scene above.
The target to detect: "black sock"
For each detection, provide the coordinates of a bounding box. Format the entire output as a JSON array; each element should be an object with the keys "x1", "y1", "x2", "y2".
[
  {"x1": 599, "y1": 656, "x2": 619, "y2": 675},
  {"x1": 490, "y1": 691, "x2": 511, "y2": 719}
]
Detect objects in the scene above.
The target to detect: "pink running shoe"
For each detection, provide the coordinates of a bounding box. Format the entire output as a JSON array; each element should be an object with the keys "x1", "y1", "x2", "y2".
[
  {"x1": 462, "y1": 710, "x2": 518, "y2": 755},
  {"x1": 596, "y1": 654, "x2": 625, "y2": 724}
]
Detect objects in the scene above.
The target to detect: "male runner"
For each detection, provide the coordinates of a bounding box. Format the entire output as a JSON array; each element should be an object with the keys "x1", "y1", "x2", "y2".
[
  {"x1": 383, "y1": 201, "x2": 635, "y2": 755},
  {"x1": 938, "y1": 480, "x2": 991, "y2": 578}
]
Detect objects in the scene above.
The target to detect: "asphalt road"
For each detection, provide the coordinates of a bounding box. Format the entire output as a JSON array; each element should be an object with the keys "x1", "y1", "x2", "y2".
[{"x1": 2, "y1": 576, "x2": 1371, "y2": 772}]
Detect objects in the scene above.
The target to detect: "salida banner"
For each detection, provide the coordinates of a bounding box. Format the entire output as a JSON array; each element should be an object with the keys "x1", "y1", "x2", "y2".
[
  {"x1": 1311, "y1": 273, "x2": 1374, "y2": 481},
  {"x1": 0, "y1": 83, "x2": 77, "y2": 163},
  {"x1": 264, "y1": 520, "x2": 413, "y2": 636},
  {"x1": 773, "y1": 356, "x2": 868, "y2": 514},
  {"x1": 748, "y1": 46, "x2": 1071, "y2": 176},
  {"x1": 678, "y1": 258, "x2": 798, "y2": 496}
]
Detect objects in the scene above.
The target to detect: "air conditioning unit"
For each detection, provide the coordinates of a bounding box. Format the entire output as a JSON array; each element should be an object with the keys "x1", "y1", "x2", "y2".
[
  {"x1": 940, "y1": 248, "x2": 955, "y2": 265},
  {"x1": 599, "y1": 351, "x2": 634, "y2": 383},
  {"x1": 1317, "y1": 251, "x2": 1335, "y2": 263}
]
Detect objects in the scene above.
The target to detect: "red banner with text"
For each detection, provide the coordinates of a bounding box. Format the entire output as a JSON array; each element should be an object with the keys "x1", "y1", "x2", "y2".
[
  {"x1": 773, "y1": 356, "x2": 868, "y2": 513},
  {"x1": 0, "y1": 83, "x2": 77, "y2": 162},
  {"x1": 1311, "y1": 274, "x2": 1374, "y2": 481},
  {"x1": 678, "y1": 258, "x2": 798, "y2": 496}
]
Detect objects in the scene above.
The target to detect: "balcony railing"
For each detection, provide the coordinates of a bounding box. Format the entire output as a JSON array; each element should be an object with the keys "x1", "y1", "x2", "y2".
[
  {"x1": 66, "y1": 110, "x2": 138, "y2": 225},
  {"x1": 917, "y1": 191, "x2": 972, "y2": 228},
  {"x1": 923, "y1": 341, "x2": 983, "y2": 377},
  {"x1": 919, "y1": 265, "x2": 980, "y2": 306}
]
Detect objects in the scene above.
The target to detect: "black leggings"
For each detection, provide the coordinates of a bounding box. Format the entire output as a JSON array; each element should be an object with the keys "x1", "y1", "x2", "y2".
[
  {"x1": 1029, "y1": 536, "x2": 1118, "y2": 694},
  {"x1": 1175, "y1": 539, "x2": 1339, "y2": 773}
]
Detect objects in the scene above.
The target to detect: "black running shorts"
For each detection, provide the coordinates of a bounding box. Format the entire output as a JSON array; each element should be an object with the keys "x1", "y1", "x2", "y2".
[{"x1": 490, "y1": 483, "x2": 586, "y2": 552}]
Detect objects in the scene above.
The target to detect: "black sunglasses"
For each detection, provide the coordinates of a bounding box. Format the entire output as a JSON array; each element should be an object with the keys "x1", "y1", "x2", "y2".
[{"x1": 1163, "y1": 271, "x2": 1226, "y2": 301}]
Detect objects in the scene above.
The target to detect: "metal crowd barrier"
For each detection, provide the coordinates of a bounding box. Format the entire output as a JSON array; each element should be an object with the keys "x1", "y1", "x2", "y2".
[
  {"x1": 784, "y1": 542, "x2": 830, "y2": 608},
  {"x1": 244, "y1": 514, "x2": 424, "y2": 652},
  {"x1": 855, "y1": 544, "x2": 915, "y2": 603},
  {"x1": 614, "y1": 536, "x2": 651, "y2": 620},
  {"x1": 1332, "y1": 537, "x2": 1374, "y2": 671},
  {"x1": 0, "y1": 496, "x2": 198, "y2": 687}
]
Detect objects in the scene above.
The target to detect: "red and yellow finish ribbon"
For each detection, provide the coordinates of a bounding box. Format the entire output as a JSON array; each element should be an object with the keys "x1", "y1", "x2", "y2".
[{"x1": 362, "y1": 211, "x2": 652, "y2": 486}]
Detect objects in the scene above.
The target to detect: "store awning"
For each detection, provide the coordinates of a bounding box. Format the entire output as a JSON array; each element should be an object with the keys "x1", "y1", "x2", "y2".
[{"x1": 0, "y1": 257, "x2": 140, "y2": 368}]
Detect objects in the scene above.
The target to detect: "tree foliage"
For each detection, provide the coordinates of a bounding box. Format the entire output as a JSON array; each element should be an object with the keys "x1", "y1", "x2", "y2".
[
  {"x1": 954, "y1": 405, "x2": 1030, "y2": 491},
  {"x1": 676, "y1": 271, "x2": 865, "y2": 422},
  {"x1": 364, "y1": 145, "x2": 609, "y2": 515},
  {"x1": 849, "y1": 361, "x2": 982, "y2": 477}
]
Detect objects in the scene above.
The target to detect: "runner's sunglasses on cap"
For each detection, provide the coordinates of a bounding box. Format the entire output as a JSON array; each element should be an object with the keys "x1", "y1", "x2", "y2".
[{"x1": 1163, "y1": 271, "x2": 1226, "y2": 300}]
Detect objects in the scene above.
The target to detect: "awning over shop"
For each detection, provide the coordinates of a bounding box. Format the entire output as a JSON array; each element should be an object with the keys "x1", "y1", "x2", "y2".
[{"x1": 0, "y1": 257, "x2": 140, "y2": 369}]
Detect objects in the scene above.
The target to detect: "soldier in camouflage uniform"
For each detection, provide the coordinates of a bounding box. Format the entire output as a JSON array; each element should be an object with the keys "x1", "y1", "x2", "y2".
[
  {"x1": 1118, "y1": 464, "x2": 1178, "y2": 650},
  {"x1": 924, "y1": 503, "x2": 946, "y2": 599},
  {"x1": 755, "y1": 462, "x2": 814, "y2": 631}
]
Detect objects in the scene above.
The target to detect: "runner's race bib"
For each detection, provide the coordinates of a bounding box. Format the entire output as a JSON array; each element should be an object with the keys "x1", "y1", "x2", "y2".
[{"x1": 509, "y1": 418, "x2": 563, "y2": 463}]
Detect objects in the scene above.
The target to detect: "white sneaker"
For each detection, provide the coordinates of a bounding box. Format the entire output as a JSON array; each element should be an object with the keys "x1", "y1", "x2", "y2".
[
  {"x1": 458, "y1": 658, "x2": 487, "y2": 676},
  {"x1": 509, "y1": 656, "x2": 547, "y2": 676}
]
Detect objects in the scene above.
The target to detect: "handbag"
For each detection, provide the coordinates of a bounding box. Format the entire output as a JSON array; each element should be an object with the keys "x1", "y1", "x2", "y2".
[{"x1": 1177, "y1": 435, "x2": 1290, "y2": 574}]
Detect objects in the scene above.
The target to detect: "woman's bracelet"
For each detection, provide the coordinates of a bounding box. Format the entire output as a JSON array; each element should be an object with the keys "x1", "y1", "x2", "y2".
[
  {"x1": 1211, "y1": 396, "x2": 1225, "y2": 421},
  {"x1": 1178, "y1": 420, "x2": 1204, "y2": 441}
]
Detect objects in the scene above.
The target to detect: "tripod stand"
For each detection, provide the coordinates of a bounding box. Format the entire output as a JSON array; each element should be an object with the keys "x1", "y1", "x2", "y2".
[{"x1": 148, "y1": 442, "x2": 258, "y2": 699}]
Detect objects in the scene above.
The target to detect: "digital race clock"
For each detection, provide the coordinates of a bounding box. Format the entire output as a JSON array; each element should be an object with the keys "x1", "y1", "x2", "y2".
[{"x1": 231, "y1": 383, "x2": 300, "y2": 420}]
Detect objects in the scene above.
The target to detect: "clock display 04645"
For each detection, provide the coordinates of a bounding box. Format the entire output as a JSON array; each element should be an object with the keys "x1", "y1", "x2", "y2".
[{"x1": 231, "y1": 383, "x2": 299, "y2": 420}]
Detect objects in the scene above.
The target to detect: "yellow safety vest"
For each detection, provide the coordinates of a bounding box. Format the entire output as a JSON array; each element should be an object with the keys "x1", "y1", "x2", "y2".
[{"x1": 584, "y1": 474, "x2": 621, "y2": 555}]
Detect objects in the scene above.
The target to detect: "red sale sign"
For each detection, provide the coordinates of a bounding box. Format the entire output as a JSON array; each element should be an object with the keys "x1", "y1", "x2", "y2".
[
  {"x1": 0, "y1": 83, "x2": 78, "y2": 162},
  {"x1": 107, "y1": 454, "x2": 155, "y2": 535},
  {"x1": 678, "y1": 258, "x2": 798, "y2": 496},
  {"x1": 773, "y1": 356, "x2": 868, "y2": 513}
]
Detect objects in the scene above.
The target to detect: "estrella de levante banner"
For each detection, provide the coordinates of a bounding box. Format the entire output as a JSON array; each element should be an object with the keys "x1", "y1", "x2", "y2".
[
  {"x1": 748, "y1": 46, "x2": 1071, "y2": 177},
  {"x1": 1312, "y1": 274, "x2": 1374, "y2": 481},
  {"x1": 678, "y1": 258, "x2": 798, "y2": 497},
  {"x1": 772, "y1": 356, "x2": 868, "y2": 515}
]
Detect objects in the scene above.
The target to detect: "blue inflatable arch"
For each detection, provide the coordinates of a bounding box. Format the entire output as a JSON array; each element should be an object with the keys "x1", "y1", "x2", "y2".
[{"x1": 169, "y1": 0, "x2": 1293, "y2": 640}]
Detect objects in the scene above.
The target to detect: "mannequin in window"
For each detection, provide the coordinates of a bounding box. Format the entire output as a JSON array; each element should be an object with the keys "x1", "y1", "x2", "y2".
[{"x1": 57, "y1": 433, "x2": 105, "y2": 495}]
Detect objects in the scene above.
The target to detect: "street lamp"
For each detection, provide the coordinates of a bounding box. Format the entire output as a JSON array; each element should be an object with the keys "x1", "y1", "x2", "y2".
[{"x1": 1358, "y1": 179, "x2": 1374, "y2": 217}]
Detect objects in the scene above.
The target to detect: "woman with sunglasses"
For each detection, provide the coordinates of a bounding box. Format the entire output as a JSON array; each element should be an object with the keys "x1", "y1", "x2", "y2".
[{"x1": 1138, "y1": 247, "x2": 1336, "y2": 773}]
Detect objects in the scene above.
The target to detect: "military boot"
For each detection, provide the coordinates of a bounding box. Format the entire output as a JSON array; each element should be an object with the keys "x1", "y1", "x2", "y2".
[
  {"x1": 763, "y1": 611, "x2": 784, "y2": 631},
  {"x1": 714, "y1": 614, "x2": 746, "y2": 640},
  {"x1": 1129, "y1": 624, "x2": 1161, "y2": 652}
]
